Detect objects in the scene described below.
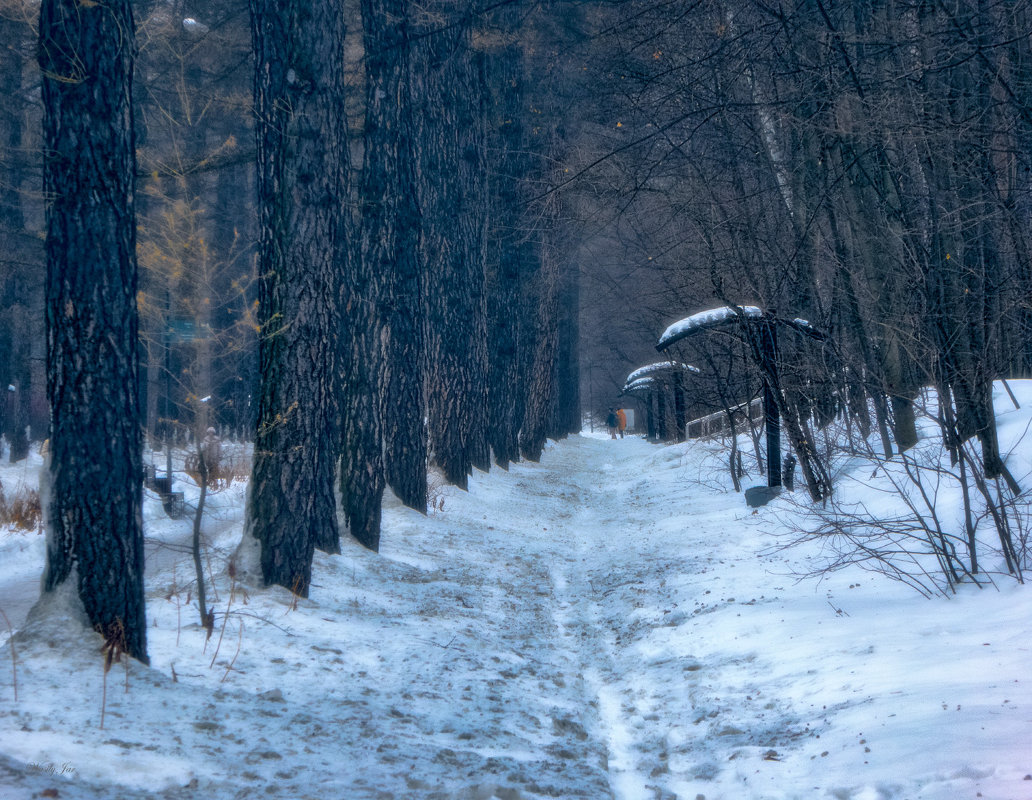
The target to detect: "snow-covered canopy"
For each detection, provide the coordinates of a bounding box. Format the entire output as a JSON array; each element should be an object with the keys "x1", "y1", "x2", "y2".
[
  {"x1": 622, "y1": 377, "x2": 655, "y2": 394},
  {"x1": 657, "y1": 305, "x2": 828, "y2": 351},
  {"x1": 657, "y1": 305, "x2": 763, "y2": 350},
  {"x1": 624, "y1": 360, "x2": 701, "y2": 387}
]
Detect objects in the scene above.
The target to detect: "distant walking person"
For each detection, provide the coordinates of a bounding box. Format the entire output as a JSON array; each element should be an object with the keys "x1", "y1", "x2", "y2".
[
  {"x1": 606, "y1": 408, "x2": 619, "y2": 439},
  {"x1": 616, "y1": 408, "x2": 627, "y2": 438}
]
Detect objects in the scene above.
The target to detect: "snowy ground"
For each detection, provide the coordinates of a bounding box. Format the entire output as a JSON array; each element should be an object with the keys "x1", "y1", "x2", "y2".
[{"x1": 0, "y1": 387, "x2": 1030, "y2": 799}]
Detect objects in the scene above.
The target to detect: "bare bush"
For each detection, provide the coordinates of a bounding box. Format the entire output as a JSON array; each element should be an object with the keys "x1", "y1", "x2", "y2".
[
  {"x1": 771, "y1": 406, "x2": 1028, "y2": 598},
  {"x1": 183, "y1": 449, "x2": 251, "y2": 493},
  {"x1": 0, "y1": 479, "x2": 41, "y2": 532}
]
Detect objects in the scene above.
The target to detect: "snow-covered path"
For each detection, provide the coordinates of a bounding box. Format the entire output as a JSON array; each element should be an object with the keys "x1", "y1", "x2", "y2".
[{"x1": 1, "y1": 430, "x2": 1030, "y2": 800}]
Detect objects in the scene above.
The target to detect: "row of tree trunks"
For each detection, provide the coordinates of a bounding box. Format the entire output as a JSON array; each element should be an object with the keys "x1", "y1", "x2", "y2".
[
  {"x1": 29, "y1": 0, "x2": 581, "y2": 664},
  {"x1": 906, "y1": 1, "x2": 1015, "y2": 491}
]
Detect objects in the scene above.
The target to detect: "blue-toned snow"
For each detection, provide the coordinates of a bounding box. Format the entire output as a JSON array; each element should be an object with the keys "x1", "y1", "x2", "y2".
[{"x1": 0, "y1": 383, "x2": 1030, "y2": 799}]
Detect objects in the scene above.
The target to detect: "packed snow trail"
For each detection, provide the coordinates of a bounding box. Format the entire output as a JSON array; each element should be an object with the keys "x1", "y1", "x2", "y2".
[
  {"x1": 0, "y1": 434, "x2": 739, "y2": 800},
  {"x1": 2, "y1": 429, "x2": 1031, "y2": 800}
]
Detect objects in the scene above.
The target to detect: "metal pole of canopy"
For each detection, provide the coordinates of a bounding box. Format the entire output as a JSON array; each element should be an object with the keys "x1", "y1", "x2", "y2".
[
  {"x1": 760, "y1": 317, "x2": 781, "y2": 488},
  {"x1": 165, "y1": 288, "x2": 173, "y2": 483},
  {"x1": 673, "y1": 372, "x2": 687, "y2": 443}
]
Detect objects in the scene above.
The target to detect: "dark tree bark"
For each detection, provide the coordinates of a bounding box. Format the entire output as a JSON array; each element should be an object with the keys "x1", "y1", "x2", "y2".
[
  {"x1": 38, "y1": 0, "x2": 148, "y2": 662},
  {"x1": 485, "y1": 6, "x2": 533, "y2": 469},
  {"x1": 520, "y1": 239, "x2": 561, "y2": 462},
  {"x1": 555, "y1": 253, "x2": 581, "y2": 437},
  {"x1": 335, "y1": 0, "x2": 420, "y2": 552},
  {"x1": 672, "y1": 372, "x2": 687, "y2": 444},
  {"x1": 655, "y1": 386, "x2": 669, "y2": 441},
  {"x1": 246, "y1": 0, "x2": 349, "y2": 594},
  {"x1": 362, "y1": 0, "x2": 427, "y2": 515},
  {"x1": 415, "y1": 5, "x2": 490, "y2": 489},
  {"x1": 340, "y1": 322, "x2": 384, "y2": 550}
]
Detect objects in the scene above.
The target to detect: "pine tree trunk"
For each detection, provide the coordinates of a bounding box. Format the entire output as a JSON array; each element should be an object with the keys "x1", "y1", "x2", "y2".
[
  {"x1": 340, "y1": 0, "x2": 397, "y2": 549},
  {"x1": 247, "y1": 0, "x2": 349, "y2": 593},
  {"x1": 362, "y1": 0, "x2": 427, "y2": 514},
  {"x1": 341, "y1": 350, "x2": 384, "y2": 550},
  {"x1": 415, "y1": 5, "x2": 490, "y2": 489},
  {"x1": 555, "y1": 252, "x2": 581, "y2": 437},
  {"x1": 520, "y1": 242, "x2": 560, "y2": 462},
  {"x1": 38, "y1": 0, "x2": 148, "y2": 662},
  {"x1": 486, "y1": 9, "x2": 532, "y2": 469}
]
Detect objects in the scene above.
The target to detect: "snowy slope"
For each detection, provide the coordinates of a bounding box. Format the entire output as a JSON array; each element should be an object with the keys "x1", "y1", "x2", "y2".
[{"x1": 0, "y1": 390, "x2": 1030, "y2": 800}]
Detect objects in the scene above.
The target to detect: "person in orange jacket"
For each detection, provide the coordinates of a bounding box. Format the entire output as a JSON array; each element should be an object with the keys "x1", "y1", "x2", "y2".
[{"x1": 616, "y1": 408, "x2": 627, "y2": 438}]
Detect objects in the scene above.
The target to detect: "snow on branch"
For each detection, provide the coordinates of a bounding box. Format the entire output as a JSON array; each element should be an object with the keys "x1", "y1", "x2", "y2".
[{"x1": 784, "y1": 317, "x2": 827, "y2": 340}]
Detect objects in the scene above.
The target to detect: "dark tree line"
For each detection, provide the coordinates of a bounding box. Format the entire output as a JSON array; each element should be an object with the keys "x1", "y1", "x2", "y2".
[
  {"x1": 244, "y1": 1, "x2": 585, "y2": 593},
  {"x1": 12, "y1": 0, "x2": 585, "y2": 649}
]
